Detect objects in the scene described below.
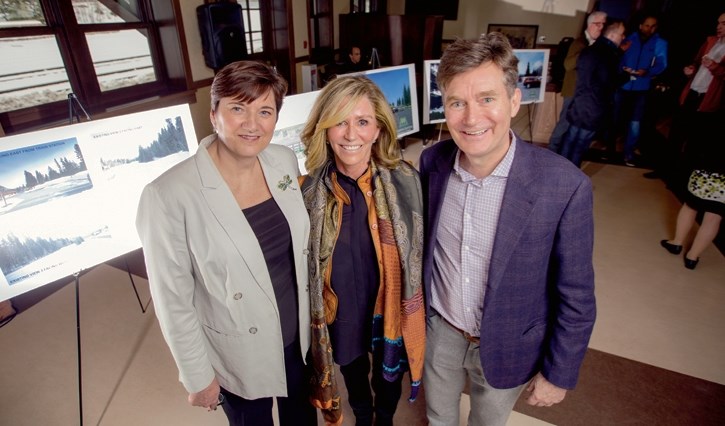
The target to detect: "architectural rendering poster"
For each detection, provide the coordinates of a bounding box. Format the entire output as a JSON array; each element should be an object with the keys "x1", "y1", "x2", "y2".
[
  {"x1": 361, "y1": 64, "x2": 420, "y2": 138},
  {"x1": 271, "y1": 90, "x2": 321, "y2": 174},
  {"x1": 514, "y1": 49, "x2": 550, "y2": 104},
  {"x1": 0, "y1": 104, "x2": 197, "y2": 302},
  {"x1": 423, "y1": 60, "x2": 444, "y2": 124}
]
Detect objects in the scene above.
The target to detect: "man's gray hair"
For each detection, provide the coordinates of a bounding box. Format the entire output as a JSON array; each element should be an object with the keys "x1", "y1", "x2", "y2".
[{"x1": 587, "y1": 11, "x2": 607, "y2": 26}]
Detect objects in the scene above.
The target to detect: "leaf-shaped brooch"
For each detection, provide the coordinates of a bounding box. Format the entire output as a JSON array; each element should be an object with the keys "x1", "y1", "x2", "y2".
[{"x1": 277, "y1": 174, "x2": 296, "y2": 191}]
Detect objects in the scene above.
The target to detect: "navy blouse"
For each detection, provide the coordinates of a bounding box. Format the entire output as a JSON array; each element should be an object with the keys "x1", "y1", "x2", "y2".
[
  {"x1": 328, "y1": 171, "x2": 379, "y2": 366},
  {"x1": 243, "y1": 197, "x2": 298, "y2": 347}
]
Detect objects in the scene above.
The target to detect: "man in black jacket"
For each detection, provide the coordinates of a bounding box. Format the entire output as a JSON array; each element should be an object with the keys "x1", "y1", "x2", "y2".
[
  {"x1": 340, "y1": 46, "x2": 370, "y2": 74},
  {"x1": 559, "y1": 20, "x2": 626, "y2": 167}
]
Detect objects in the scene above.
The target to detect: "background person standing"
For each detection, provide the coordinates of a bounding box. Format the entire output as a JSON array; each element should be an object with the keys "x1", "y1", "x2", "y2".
[
  {"x1": 660, "y1": 12, "x2": 725, "y2": 270},
  {"x1": 560, "y1": 20, "x2": 628, "y2": 167},
  {"x1": 613, "y1": 14, "x2": 668, "y2": 166},
  {"x1": 548, "y1": 11, "x2": 607, "y2": 155}
]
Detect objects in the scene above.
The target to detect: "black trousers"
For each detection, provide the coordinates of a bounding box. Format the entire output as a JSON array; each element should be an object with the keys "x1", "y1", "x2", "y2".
[
  {"x1": 338, "y1": 352, "x2": 403, "y2": 426},
  {"x1": 219, "y1": 342, "x2": 317, "y2": 426},
  {"x1": 662, "y1": 90, "x2": 712, "y2": 193}
]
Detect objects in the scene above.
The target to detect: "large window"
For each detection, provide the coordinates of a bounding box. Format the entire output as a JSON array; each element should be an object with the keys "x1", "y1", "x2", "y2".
[
  {"x1": 238, "y1": 0, "x2": 263, "y2": 55},
  {"x1": 235, "y1": 0, "x2": 295, "y2": 92},
  {"x1": 0, "y1": 0, "x2": 186, "y2": 134}
]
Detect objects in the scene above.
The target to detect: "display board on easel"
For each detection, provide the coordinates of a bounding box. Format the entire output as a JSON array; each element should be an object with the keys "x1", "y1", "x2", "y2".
[
  {"x1": 271, "y1": 90, "x2": 321, "y2": 174},
  {"x1": 514, "y1": 49, "x2": 550, "y2": 105},
  {"x1": 423, "y1": 60, "x2": 444, "y2": 125},
  {"x1": 0, "y1": 104, "x2": 198, "y2": 302},
  {"x1": 358, "y1": 64, "x2": 420, "y2": 138}
]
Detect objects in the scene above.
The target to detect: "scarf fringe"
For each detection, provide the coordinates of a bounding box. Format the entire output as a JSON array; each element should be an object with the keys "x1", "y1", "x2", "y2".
[{"x1": 408, "y1": 381, "x2": 421, "y2": 402}]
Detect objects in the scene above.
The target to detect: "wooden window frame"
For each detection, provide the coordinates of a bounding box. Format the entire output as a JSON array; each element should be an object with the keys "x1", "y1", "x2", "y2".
[{"x1": 0, "y1": 0, "x2": 189, "y2": 135}]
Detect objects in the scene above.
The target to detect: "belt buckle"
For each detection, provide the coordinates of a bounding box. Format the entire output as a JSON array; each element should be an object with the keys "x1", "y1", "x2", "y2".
[
  {"x1": 439, "y1": 313, "x2": 480, "y2": 344},
  {"x1": 463, "y1": 331, "x2": 480, "y2": 344}
]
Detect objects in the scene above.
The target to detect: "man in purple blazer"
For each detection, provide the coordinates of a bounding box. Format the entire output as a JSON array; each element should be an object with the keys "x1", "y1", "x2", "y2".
[{"x1": 419, "y1": 33, "x2": 596, "y2": 426}]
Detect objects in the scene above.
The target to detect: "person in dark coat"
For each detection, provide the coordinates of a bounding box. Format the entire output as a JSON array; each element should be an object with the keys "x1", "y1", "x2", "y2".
[
  {"x1": 548, "y1": 11, "x2": 607, "y2": 154},
  {"x1": 560, "y1": 20, "x2": 627, "y2": 167},
  {"x1": 340, "y1": 46, "x2": 370, "y2": 74},
  {"x1": 660, "y1": 12, "x2": 725, "y2": 270}
]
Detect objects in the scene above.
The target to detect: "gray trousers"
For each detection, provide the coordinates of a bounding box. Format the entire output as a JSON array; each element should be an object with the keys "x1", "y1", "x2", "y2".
[{"x1": 424, "y1": 314, "x2": 525, "y2": 426}]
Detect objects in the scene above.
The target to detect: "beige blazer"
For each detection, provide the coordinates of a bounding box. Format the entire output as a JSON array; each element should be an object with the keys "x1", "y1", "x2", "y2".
[{"x1": 136, "y1": 135, "x2": 311, "y2": 399}]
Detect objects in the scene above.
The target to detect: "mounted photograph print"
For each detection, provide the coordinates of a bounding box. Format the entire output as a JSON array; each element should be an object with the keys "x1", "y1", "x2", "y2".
[
  {"x1": 514, "y1": 49, "x2": 550, "y2": 104},
  {"x1": 271, "y1": 90, "x2": 322, "y2": 174},
  {"x1": 0, "y1": 104, "x2": 197, "y2": 302},
  {"x1": 359, "y1": 64, "x2": 420, "y2": 138},
  {"x1": 488, "y1": 24, "x2": 538, "y2": 49},
  {"x1": 423, "y1": 60, "x2": 444, "y2": 125}
]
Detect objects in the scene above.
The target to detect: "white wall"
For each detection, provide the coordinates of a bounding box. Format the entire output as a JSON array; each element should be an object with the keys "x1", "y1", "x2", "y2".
[
  {"x1": 293, "y1": 0, "x2": 309, "y2": 58},
  {"x1": 442, "y1": 0, "x2": 596, "y2": 44}
]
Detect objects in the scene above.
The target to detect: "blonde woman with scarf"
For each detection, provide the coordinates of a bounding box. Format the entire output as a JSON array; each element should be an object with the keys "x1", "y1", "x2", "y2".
[{"x1": 300, "y1": 75, "x2": 425, "y2": 425}]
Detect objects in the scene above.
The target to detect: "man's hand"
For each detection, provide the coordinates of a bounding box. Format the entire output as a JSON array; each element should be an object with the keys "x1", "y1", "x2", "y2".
[
  {"x1": 524, "y1": 372, "x2": 567, "y2": 407},
  {"x1": 623, "y1": 66, "x2": 647, "y2": 77},
  {"x1": 188, "y1": 377, "x2": 222, "y2": 411}
]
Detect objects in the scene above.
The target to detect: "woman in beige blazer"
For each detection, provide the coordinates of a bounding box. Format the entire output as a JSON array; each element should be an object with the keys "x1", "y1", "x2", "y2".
[{"x1": 136, "y1": 61, "x2": 315, "y2": 426}]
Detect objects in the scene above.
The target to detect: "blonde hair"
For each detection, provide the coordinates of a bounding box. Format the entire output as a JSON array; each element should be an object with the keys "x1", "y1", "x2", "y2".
[{"x1": 301, "y1": 75, "x2": 401, "y2": 173}]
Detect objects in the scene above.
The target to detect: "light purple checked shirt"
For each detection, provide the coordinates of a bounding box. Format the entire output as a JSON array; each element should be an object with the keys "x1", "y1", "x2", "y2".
[{"x1": 430, "y1": 134, "x2": 517, "y2": 337}]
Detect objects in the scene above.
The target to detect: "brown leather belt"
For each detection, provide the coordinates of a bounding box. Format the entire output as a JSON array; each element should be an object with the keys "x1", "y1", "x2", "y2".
[{"x1": 439, "y1": 314, "x2": 480, "y2": 344}]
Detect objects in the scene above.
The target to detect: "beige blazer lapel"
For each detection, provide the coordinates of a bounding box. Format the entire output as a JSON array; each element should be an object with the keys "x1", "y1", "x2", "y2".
[
  {"x1": 258, "y1": 146, "x2": 311, "y2": 352},
  {"x1": 194, "y1": 140, "x2": 276, "y2": 304}
]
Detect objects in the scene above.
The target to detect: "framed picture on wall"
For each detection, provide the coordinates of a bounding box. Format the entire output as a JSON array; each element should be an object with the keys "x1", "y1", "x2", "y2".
[{"x1": 487, "y1": 24, "x2": 538, "y2": 49}]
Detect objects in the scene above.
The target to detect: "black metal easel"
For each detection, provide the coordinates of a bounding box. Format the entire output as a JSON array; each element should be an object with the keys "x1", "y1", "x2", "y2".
[
  {"x1": 72, "y1": 263, "x2": 149, "y2": 425},
  {"x1": 68, "y1": 95, "x2": 89, "y2": 425},
  {"x1": 68, "y1": 93, "x2": 91, "y2": 124},
  {"x1": 369, "y1": 47, "x2": 380, "y2": 69},
  {"x1": 74, "y1": 271, "x2": 84, "y2": 426},
  {"x1": 125, "y1": 258, "x2": 152, "y2": 313}
]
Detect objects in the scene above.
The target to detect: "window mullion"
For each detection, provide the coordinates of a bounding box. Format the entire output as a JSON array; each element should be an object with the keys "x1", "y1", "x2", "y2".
[{"x1": 45, "y1": 1, "x2": 102, "y2": 108}]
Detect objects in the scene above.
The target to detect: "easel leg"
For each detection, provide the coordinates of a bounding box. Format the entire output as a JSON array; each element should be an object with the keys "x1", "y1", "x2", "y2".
[
  {"x1": 75, "y1": 272, "x2": 83, "y2": 426},
  {"x1": 125, "y1": 259, "x2": 151, "y2": 314}
]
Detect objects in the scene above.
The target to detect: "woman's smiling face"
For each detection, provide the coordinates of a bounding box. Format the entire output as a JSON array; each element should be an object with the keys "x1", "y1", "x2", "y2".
[
  {"x1": 326, "y1": 96, "x2": 380, "y2": 179},
  {"x1": 210, "y1": 90, "x2": 277, "y2": 161}
]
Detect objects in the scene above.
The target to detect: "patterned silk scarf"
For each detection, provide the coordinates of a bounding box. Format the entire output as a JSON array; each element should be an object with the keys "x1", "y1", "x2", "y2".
[{"x1": 302, "y1": 159, "x2": 426, "y2": 425}]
